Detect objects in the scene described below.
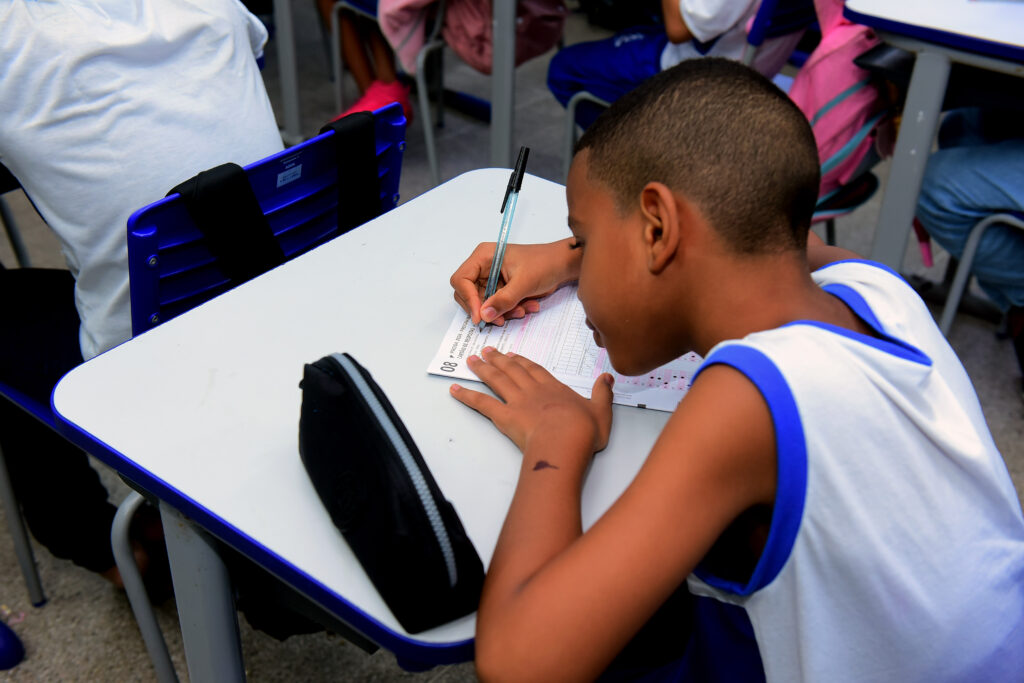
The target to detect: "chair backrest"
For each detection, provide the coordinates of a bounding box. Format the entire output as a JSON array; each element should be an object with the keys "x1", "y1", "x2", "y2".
[
  {"x1": 746, "y1": 0, "x2": 818, "y2": 48},
  {"x1": 742, "y1": 0, "x2": 818, "y2": 69},
  {"x1": 126, "y1": 103, "x2": 405, "y2": 336}
]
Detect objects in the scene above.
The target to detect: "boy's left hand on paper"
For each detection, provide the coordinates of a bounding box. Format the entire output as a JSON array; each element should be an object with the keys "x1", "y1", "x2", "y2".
[{"x1": 450, "y1": 347, "x2": 614, "y2": 460}]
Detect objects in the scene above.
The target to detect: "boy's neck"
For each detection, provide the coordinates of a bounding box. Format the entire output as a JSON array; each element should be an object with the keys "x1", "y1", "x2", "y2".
[{"x1": 681, "y1": 249, "x2": 871, "y2": 355}]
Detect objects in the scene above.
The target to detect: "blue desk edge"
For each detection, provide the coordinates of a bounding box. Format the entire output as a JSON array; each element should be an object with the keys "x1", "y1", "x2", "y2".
[{"x1": 844, "y1": 6, "x2": 1024, "y2": 64}]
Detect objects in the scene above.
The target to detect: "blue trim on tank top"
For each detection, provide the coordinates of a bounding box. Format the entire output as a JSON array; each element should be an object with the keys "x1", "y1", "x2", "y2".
[{"x1": 690, "y1": 345, "x2": 807, "y2": 595}]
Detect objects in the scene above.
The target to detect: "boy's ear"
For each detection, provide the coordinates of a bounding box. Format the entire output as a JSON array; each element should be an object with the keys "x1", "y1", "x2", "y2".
[{"x1": 639, "y1": 182, "x2": 681, "y2": 274}]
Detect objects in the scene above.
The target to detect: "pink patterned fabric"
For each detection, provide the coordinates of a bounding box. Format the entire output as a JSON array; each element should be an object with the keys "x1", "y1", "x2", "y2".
[
  {"x1": 378, "y1": 0, "x2": 433, "y2": 74},
  {"x1": 378, "y1": 0, "x2": 566, "y2": 75}
]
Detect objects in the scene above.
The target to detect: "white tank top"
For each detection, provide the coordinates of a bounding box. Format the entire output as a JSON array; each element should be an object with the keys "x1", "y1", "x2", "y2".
[{"x1": 688, "y1": 260, "x2": 1024, "y2": 682}]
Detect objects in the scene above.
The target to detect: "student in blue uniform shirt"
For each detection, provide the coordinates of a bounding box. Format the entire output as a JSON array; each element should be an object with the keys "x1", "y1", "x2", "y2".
[{"x1": 548, "y1": 0, "x2": 795, "y2": 129}]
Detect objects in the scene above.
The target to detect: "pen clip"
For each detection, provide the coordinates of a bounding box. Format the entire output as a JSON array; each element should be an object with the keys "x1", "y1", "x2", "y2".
[{"x1": 500, "y1": 146, "x2": 530, "y2": 213}]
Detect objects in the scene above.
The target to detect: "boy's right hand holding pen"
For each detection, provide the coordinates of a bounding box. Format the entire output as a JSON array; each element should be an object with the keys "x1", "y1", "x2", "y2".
[{"x1": 449, "y1": 237, "x2": 583, "y2": 326}]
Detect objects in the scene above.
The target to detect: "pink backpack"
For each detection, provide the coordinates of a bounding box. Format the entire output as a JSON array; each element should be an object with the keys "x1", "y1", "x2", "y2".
[{"x1": 787, "y1": 0, "x2": 893, "y2": 199}]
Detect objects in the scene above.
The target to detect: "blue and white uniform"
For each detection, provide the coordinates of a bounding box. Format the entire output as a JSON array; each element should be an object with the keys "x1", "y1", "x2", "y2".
[{"x1": 689, "y1": 260, "x2": 1024, "y2": 682}]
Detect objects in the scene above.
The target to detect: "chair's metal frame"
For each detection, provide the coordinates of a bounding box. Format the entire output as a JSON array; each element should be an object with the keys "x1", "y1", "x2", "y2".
[{"x1": 938, "y1": 213, "x2": 1024, "y2": 336}]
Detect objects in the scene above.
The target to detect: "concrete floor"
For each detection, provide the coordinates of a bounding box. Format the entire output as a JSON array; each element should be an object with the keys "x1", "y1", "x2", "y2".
[{"x1": 2, "y1": 4, "x2": 1022, "y2": 682}]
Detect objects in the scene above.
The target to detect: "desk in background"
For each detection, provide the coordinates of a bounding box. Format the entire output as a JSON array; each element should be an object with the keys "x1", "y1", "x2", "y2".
[
  {"x1": 843, "y1": 0, "x2": 1024, "y2": 269},
  {"x1": 53, "y1": 169, "x2": 670, "y2": 680}
]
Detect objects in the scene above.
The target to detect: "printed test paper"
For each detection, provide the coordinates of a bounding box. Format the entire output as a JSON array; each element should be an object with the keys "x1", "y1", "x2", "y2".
[{"x1": 428, "y1": 284, "x2": 703, "y2": 412}]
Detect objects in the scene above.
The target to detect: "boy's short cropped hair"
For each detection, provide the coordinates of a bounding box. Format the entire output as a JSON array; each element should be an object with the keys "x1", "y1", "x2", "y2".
[{"x1": 575, "y1": 58, "x2": 820, "y2": 254}]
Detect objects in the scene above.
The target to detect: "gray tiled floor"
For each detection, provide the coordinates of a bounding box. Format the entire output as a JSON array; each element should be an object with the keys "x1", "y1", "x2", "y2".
[{"x1": 2, "y1": 4, "x2": 1022, "y2": 682}]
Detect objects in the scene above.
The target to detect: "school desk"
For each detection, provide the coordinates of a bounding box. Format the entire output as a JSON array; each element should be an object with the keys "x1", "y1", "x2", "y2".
[
  {"x1": 273, "y1": 0, "x2": 519, "y2": 165},
  {"x1": 842, "y1": 0, "x2": 1024, "y2": 270},
  {"x1": 52, "y1": 169, "x2": 672, "y2": 681}
]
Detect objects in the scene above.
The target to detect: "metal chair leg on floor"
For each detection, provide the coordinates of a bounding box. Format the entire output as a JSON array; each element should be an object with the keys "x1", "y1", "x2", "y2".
[
  {"x1": 1, "y1": 196, "x2": 32, "y2": 267},
  {"x1": 0, "y1": 444, "x2": 46, "y2": 606},
  {"x1": 562, "y1": 91, "x2": 610, "y2": 181},
  {"x1": 112, "y1": 491, "x2": 179, "y2": 683},
  {"x1": 330, "y1": 1, "x2": 346, "y2": 114},
  {"x1": 416, "y1": 37, "x2": 447, "y2": 186},
  {"x1": 938, "y1": 213, "x2": 1024, "y2": 337}
]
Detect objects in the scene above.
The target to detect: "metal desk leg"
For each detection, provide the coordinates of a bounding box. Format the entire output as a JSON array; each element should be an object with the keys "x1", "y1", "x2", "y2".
[
  {"x1": 274, "y1": 0, "x2": 304, "y2": 146},
  {"x1": 868, "y1": 50, "x2": 950, "y2": 269},
  {"x1": 0, "y1": 445, "x2": 45, "y2": 606},
  {"x1": 160, "y1": 503, "x2": 246, "y2": 683},
  {"x1": 490, "y1": 0, "x2": 516, "y2": 167}
]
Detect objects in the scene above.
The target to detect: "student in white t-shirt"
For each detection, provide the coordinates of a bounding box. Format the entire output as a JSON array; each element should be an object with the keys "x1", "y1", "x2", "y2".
[{"x1": 0, "y1": 0, "x2": 283, "y2": 585}]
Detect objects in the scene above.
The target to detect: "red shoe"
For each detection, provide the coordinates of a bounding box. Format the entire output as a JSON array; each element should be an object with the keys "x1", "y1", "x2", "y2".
[{"x1": 334, "y1": 80, "x2": 413, "y2": 122}]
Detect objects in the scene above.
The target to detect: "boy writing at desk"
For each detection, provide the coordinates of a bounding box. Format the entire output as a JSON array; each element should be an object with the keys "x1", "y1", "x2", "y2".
[{"x1": 448, "y1": 58, "x2": 1024, "y2": 682}]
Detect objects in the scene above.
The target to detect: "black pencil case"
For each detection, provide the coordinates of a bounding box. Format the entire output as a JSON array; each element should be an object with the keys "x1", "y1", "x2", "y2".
[{"x1": 298, "y1": 352, "x2": 485, "y2": 633}]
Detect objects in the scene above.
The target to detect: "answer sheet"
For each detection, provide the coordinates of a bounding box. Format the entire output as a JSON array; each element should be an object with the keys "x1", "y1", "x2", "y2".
[{"x1": 428, "y1": 285, "x2": 703, "y2": 412}]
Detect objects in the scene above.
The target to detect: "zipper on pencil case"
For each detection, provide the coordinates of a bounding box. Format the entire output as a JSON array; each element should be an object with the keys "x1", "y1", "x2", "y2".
[{"x1": 327, "y1": 353, "x2": 459, "y2": 588}]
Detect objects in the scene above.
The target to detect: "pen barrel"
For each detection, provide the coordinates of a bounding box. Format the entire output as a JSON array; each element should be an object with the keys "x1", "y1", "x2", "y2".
[{"x1": 482, "y1": 191, "x2": 519, "y2": 302}]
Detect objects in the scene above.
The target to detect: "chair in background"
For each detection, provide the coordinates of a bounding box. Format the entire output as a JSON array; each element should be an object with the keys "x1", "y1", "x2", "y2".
[
  {"x1": 110, "y1": 103, "x2": 405, "y2": 683},
  {"x1": 329, "y1": 0, "x2": 452, "y2": 186},
  {"x1": 328, "y1": 0, "x2": 382, "y2": 115},
  {"x1": 1, "y1": 163, "x2": 31, "y2": 268},
  {"x1": 561, "y1": 0, "x2": 818, "y2": 179},
  {"x1": 938, "y1": 212, "x2": 1024, "y2": 337},
  {"x1": 740, "y1": 0, "x2": 817, "y2": 68}
]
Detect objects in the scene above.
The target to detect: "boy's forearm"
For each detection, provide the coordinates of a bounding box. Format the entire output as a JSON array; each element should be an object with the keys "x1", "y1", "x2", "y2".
[
  {"x1": 476, "y1": 437, "x2": 592, "y2": 673},
  {"x1": 484, "y1": 436, "x2": 590, "y2": 596}
]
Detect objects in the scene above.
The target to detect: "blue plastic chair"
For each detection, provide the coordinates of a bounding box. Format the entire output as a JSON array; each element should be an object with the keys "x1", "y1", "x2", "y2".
[
  {"x1": 126, "y1": 103, "x2": 405, "y2": 336},
  {"x1": 0, "y1": 617, "x2": 25, "y2": 670},
  {"x1": 740, "y1": 0, "x2": 818, "y2": 67},
  {"x1": 113, "y1": 103, "x2": 406, "y2": 683}
]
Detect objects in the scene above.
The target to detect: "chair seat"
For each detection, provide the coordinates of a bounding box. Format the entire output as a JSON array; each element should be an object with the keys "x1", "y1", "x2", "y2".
[{"x1": 337, "y1": 0, "x2": 377, "y2": 17}]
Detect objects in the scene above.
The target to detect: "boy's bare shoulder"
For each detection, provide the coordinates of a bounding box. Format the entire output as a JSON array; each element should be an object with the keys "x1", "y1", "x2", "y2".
[{"x1": 638, "y1": 362, "x2": 777, "y2": 528}]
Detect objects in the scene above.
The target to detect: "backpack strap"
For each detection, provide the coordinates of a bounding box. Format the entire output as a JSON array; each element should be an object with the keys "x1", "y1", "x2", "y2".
[
  {"x1": 168, "y1": 163, "x2": 285, "y2": 284},
  {"x1": 819, "y1": 108, "x2": 888, "y2": 175},
  {"x1": 320, "y1": 111, "x2": 382, "y2": 234}
]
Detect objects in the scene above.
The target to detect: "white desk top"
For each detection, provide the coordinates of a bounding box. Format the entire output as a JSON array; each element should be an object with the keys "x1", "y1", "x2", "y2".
[
  {"x1": 845, "y1": 0, "x2": 1024, "y2": 60},
  {"x1": 52, "y1": 169, "x2": 671, "y2": 656}
]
